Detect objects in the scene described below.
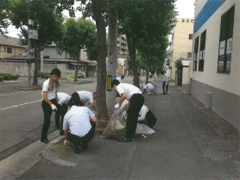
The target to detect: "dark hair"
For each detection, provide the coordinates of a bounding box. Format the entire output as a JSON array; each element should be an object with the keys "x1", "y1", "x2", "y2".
[
  {"x1": 121, "y1": 76, "x2": 124, "y2": 79},
  {"x1": 111, "y1": 79, "x2": 120, "y2": 87},
  {"x1": 145, "y1": 81, "x2": 148, "y2": 84},
  {"x1": 51, "y1": 68, "x2": 61, "y2": 77},
  {"x1": 70, "y1": 92, "x2": 84, "y2": 106},
  {"x1": 93, "y1": 92, "x2": 96, "y2": 95}
]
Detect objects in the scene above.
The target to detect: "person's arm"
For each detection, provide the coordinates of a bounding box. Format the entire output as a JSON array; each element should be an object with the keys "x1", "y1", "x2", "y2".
[
  {"x1": 91, "y1": 116, "x2": 98, "y2": 123},
  {"x1": 118, "y1": 92, "x2": 127, "y2": 106},
  {"x1": 91, "y1": 103, "x2": 98, "y2": 112},
  {"x1": 64, "y1": 130, "x2": 68, "y2": 140},
  {"x1": 125, "y1": 102, "x2": 131, "y2": 111},
  {"x1": 138, "y1": 107, "x2": 148, "y2": 121},
  {"x1": 43, "y1": 91, "x2": 53, "y2": 106}
]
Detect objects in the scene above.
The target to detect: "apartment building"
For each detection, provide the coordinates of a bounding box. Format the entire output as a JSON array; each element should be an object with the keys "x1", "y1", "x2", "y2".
[
  {"x1": 169, "y1": 18, "x2": 194, "y2": 80},
  {"x1": 190, "y1": 0, "x2": 240, "y2": 130}
]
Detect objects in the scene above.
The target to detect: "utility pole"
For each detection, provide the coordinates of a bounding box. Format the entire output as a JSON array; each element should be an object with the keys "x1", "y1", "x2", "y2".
[{"x1": 106, "y1": 7, "x2": 118, "y2": 110}]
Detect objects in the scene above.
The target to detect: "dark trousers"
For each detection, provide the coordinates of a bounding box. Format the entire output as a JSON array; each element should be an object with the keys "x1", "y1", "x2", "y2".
[
  {"x1": 41, "y1": 99, "x2": 63, "y2": 140},
  {"x1": 126, "y1": 94, "x2": 144, "y2": 139},
  {"x1": 162, "y1": 81, "x2": 169, "y2": 94},
  {"x1": 55, "y1": 104, "x2": 68, "y2": 130},
  {"x1": 68, "y1": 121, "x2": 96, "y2": 147}
]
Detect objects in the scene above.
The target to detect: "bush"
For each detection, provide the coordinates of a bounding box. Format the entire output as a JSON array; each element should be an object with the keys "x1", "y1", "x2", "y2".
[
  {"x1": 11, "y1": 74, "x2": 20, "y2": 80},
  {"x1": 0, "y1": 76, "x2": 3, "y2": 82},
  {"x1": 2, "y1": 75, "x2": 10, "y2": 80},
  {"x1": 38, "y1": 72, "x2": 51, "y2": 78}
]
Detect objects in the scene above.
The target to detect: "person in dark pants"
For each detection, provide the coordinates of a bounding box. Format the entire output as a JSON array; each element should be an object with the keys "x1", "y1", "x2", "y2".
[
  {"x1": 55, "y1": 92, "x2": 71, "y2": 135},
  {"x1": 41, "y1": 68, "x2": 62, "y2": 143},
  {"x1": 112, "y1": 79, "x2": 144, "y2": 142},
  {"x1": 161, "y1": 72, "x2": 169, "y2": 95},
  {"x1": 63, "y1": 97, "x2": 97, "y2": 153}
]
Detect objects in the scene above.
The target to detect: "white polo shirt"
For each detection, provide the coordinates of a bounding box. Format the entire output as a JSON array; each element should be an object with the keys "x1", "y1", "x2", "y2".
[
  {"x1": 143, "y1": 83, "x2": 154, "y2": 90},
  {"x1": 76, "y1": 91, "x2": 94, "y2": 103},
  {"x1": 116, "y1": 77, "x2": 121, "y2": 83},
  {"x1": 116, "y1": 83, "x2": 142, "y2": 101},
  {"x1": 57, "y1": 92, "x2": 71, "y2": 105},
  {"x1": 161, "y1": 74, "x2": 169, "y2": 82},
  {"x1": 42, "y1": 78, "x2": 58, "y2": 100},
  {"x1": 138, "y1": 105, "x2": 149, "y2": 121},
  {"x1": 63, "y1": 106, "x2": 95, "y2": 137}
]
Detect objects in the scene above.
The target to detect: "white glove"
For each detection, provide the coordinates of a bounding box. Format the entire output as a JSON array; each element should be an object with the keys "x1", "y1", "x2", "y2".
[
  {"x1": 114, "y1": 103, "x2": 120, "y2": 109},
  {"x1": 122, "y1": 110, "x2": 127, "y2": 119},
  {"x1": 166, "y1": 82, "x2": 168, "y2": 86},
  {"x1": 64, "y1": 140, "x2": 69, "y2": 145},
  {"x1": 51, "y1": 104, "x2": 57, "y2": 111}
]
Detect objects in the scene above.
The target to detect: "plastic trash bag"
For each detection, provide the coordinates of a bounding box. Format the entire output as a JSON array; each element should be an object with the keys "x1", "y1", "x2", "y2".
[
  {"x1": 101, "y1": 100, "x2": 129, "y2": 139},
  {"x1": 135, "y1": 123, "x2": 155, "y2": 135}
]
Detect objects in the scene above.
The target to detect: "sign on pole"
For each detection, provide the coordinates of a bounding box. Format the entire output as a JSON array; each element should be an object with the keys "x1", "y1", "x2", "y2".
[
  {"x1": 107, "y1": 75, "x2": 112, "y2": 91},
  {"x1": 29, "y1": 29, "x2": 38, "y2": 40}
]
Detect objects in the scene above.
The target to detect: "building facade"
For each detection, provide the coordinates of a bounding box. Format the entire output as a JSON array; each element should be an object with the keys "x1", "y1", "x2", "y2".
[
  {"x1": 169, "y1": 18, "x2": 194, "y2": 80},
  {"x1": 190, "y1": 0, "x2": 240, "y2": 130}
]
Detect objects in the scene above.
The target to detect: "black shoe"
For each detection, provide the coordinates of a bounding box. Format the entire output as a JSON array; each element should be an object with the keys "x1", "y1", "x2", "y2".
[
  {"x1": 41, "y1": 139, "x2": 49, "y2": 143},
  {"x1": 59, "y1": 130, "x2": 64, "y2": 135},
  {"x1": 81, "y1": 144, "x2": 88, "y2": 150},
  {"x1": 118, "y1": 137, "x2": 132, "y2": 142},
  {"x1": 73, "y1": 146, "x2": 81, "y2": 153}
]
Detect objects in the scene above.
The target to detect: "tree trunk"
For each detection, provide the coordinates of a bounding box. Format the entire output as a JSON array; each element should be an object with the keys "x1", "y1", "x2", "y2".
[
  {"x1": 74, "y1": 51, "x2": 80, "y2": 82},
  {"x1": 126, "y1": 34, "x2": 139, "y2": 88},
  {"x1": 146, "y1": 54, "x2": 149, "y2": 83},
  {"x1": 92, "y1": 0, "x2": 108, "y2": 119},
  {"x1": 33, "y1": 47, "x2": 39, "y2": 86}
]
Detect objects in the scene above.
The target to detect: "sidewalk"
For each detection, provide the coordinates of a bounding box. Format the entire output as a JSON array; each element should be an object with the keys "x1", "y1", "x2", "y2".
[{"x1": 1, "y1": 83, "x2": 239, "y2": 179}]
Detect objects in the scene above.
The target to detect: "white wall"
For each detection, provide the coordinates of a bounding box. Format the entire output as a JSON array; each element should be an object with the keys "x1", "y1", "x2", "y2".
[{"x1": 191, "y1": 0, "x2": 240, "y2": 96}]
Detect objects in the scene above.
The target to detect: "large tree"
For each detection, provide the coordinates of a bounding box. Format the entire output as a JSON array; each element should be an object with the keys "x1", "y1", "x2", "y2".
[
  {"x1": 0, "y1": 0, "x2": 11, "y2": 35},
  {"x1": 117, "y1": 0, "x2": 176, "y2": 87},
  {"x1": 57, "y1": 18, "x2": 97, "y2": 82},
  {"x1": 9, "y1": 0, "x2": 75, "y2": 86}
]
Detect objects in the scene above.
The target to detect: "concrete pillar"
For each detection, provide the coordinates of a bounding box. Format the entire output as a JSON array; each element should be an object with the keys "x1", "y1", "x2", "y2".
[{"x1": 205, "y1": 91, "x2": 213, "y2": 109}]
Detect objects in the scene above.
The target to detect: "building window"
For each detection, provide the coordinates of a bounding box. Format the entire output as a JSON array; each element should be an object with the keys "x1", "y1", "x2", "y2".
[
  {"x1": 193, "y1": 37, "x2": 199, "y2": 71},
  {"x1": 189, "y1": 34, "x2": 193, "y2": 39},
  {"x1": 187, "y1": 19, "x2": 189, "y2": 23},
  {"x1": 187, "y1": 52, "x2": 192, "y2": 59},
  {"x1": 4, "y1": 46, "x2": 7, "y2": 52},
  {"x1": 182, "y1": 19, "x2": 185, "y2": 22},
  {"x1": 7, "y1": 47, "x2": 12, "y2": 54},
  {"x1": 191, "y1": 19, "x2": 194, "y2": 23},
  {"x1": 199, "y1": 30, "x2": 206, "y2": 72},
  {"x1": 218, "y1": 6, "x2": 235, "y2": 74}
]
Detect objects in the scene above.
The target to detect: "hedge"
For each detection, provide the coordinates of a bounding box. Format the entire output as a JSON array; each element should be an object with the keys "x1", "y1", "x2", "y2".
[
  {"x1": 38, "y1": 72, "x2": 51, "y2": 78},
  {"x1": 0, "y1": 73, "x2": 20, "y2": 81}
]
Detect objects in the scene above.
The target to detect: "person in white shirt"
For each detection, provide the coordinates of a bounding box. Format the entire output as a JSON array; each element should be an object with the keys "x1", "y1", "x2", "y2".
[
  {"x1": 112, "y1": 79, "x2": 144, "y2": 142},
  {"x1": 161, "y1": 72, "x2": 169, "y2": 95},
  {"x1": 151, "y1": 72, "x2": 158, "y2": 94},
  {"x1": 63, "y1": 97, "x2": 98, "y2": 153},
  {"x1": 55, "y1": 92, "x2": 71, "y2": 135},
  {"x1": 138, "y1": 105, "x2": 157, "y2": 128},
  {"x1": 76, "y1": 91, "x2": 97, "y2": 112},
  {"x1": 143, "y1": 81, "x2": 154, "y2": 95},
  {"x1": 41, "y1": 68, "x2": 62, "y2": 143},
  {"x1": 116, "y1": 76, "x2": 124, "y2": 83}
]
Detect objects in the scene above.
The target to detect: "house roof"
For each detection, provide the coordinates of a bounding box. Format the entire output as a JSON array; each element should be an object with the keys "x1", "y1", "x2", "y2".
[{"x1": 0, "y1": 35, "x2": 26, "y2": 48}]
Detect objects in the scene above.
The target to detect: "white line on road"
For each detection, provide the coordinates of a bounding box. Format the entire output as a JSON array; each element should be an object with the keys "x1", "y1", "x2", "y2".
[{"x1": 0, "y1": 99, "x2": 42, "y2": 110}]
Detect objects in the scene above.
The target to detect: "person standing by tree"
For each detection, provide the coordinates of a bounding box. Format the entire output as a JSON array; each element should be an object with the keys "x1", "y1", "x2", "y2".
[
  {"x1": 111, "y1": 79, "x2": 144, "y2": 142},
  {"x1": 41, "y1": 68, "x2": 62, "y2": 143},
  {"x1": 152, "y1": 72, "x2": 158, "y2": 94},
  {"x1": 161, "y1": 71, "x2": 169, "y2": 95}
]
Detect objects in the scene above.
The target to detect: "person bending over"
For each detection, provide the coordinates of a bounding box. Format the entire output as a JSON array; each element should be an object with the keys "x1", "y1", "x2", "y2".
[
  {"x1": 75, "y1": 91, "x2": 97, "y2": 112},
  {"x1": 112, "y1": 80, "x2": 144, "y2": 142}
]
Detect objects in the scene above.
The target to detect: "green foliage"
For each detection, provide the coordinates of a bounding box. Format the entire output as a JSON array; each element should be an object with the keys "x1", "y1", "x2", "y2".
[
  {"x1": 38, "y1": 72, "x2": 51, "y2": 78},
  {"x1": 0, "y1": 0, "x2": 10, "y2": 35},
  {"x1": 0, "y1": 76, "x2": 3, "y2": 82},
  {"x1": 0, "y1": 73, "x2": 20, "y2": 80},
  {"x1": 175, "y1": 57, "x2": 184, "y2": 70}
]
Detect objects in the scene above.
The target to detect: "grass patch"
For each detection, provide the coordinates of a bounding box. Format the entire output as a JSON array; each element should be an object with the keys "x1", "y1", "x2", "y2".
[{"x1": 50, "y1": 144, "x2": 71, "y2": 156}]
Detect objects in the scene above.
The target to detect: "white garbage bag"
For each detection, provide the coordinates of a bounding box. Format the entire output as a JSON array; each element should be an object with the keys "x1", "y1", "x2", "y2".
[{"x1": 135, "y1": 123, "x2": 155, "y2": 135}]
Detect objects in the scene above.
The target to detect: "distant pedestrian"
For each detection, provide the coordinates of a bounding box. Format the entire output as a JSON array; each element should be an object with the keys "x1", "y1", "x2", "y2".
[
  {"x1": 55, "y1": 92, "x2": 71, "y2": 135},
  {"x1": 116, "y1": 75, "x2": 124, "y2": 83},
  {"x1": 63, "y1": 97, "x2": 97, "y2": 153},
  {"x1": 142, "y1": 81, "x2": 154, "y2": 95},
  {"x1": 41, "y1": 68, "x2": 62, "y2": 143},
  {"x1": 161, "y1": 72, "x2": 169, "y2": 95},
  {"x1": 75, "y1": 91, "x2": 97, "y2": 112},
  {"x1": 152, "y1": 72, "x2": 158, "y2": 94},
  {"x1": 112, "y1": 80, "x2": 144, "y2": 142}
]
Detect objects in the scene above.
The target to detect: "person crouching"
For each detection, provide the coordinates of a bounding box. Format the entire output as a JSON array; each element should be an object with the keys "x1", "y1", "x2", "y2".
[{"x1": 63, "y1": 97, "x2": 98, "y2": 153}]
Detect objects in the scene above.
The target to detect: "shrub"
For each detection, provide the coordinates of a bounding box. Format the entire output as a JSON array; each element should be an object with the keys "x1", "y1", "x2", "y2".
[
  {"x1": 2, "y1": 75, "x2": 10, "y2": 80},
  {"x1": 11, "y1": 74, "x2": 20, "y2": 80},
  {"x1": 0, "y1": 76, "x2": 3, "y2": 82},
  {"x1": 38, "y1": 72, "x2": 51, "y2": 78}
]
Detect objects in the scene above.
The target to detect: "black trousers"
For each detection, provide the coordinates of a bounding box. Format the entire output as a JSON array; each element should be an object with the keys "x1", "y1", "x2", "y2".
[
  {"x1": 68, "y1": 121, "x2": 96, "y2": 147},
  {"x1": 162, "y1": 81, "x2": 169, "y2": 94},
  {"x1": 55, "y1": 104, "x2": 68, "y2": 130},
  {"x1": 126, "y1": 94, "x2": 144, "y2": 139},
  {"x1": 41, "y1": 99, "x2": 63, "y2": 140}
]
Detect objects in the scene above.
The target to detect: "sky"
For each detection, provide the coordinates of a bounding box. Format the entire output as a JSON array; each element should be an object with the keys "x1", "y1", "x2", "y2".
[{"x1": 6, "y1": 0, "x2": 195, "y2": 38}]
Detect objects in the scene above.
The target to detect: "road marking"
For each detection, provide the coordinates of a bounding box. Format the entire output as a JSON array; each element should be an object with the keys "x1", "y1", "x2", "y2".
[
  {"x1": 0, "y1": 91, "x2": 35, "y2": 96},
  {"x1": 0, "y1": 99, "x2": 42, "y2": 110}
]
